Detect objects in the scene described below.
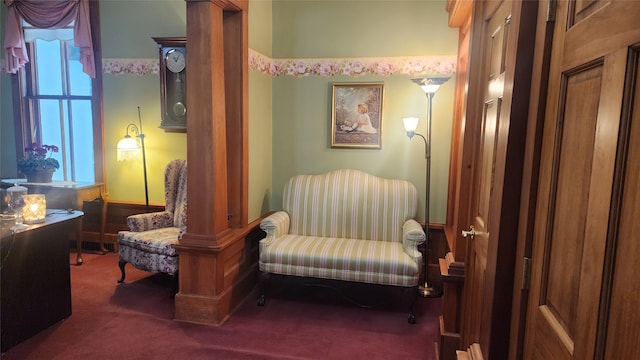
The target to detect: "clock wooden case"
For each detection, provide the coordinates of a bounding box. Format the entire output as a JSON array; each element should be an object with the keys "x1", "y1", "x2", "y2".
[{"x1": 153, "y1": 37, "x2": 186, "y2": 132}]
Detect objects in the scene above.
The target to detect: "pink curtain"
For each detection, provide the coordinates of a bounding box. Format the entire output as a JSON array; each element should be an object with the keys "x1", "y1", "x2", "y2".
[{"x1": 3, "y1": 0, "x2": 95, "y2": 78}]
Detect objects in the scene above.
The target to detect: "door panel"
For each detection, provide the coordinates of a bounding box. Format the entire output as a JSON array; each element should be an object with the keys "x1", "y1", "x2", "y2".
[
  {"x1": 525, "y1": 0, "x2": 640, "y2": 358},
  {"x1": 544, "y1": 64, "x2": 603, "y2": 345},
  {"x1": 531, "y1": 61, "x2": 616, "y2": 360},
  {"x1": 571, "y1": 0, "x2": 606, "y2": 25},
  {"x1": 477, "y1": 98, "x2": 500, "y2": 237},
  {"x1": 604, "y1": 49, "x2": 640, "y2": 359}
]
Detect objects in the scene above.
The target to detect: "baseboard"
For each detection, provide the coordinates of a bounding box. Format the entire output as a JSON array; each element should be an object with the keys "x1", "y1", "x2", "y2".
[{"x1": 440, "y1": 315, "x2": 461, "y2": 360}]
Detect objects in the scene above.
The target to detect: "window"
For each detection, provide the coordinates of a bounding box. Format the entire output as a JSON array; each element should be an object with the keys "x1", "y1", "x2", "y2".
[
  {"x1": 12, "y1": 3, "x2": 103, "y2": 184},
  {"x1": 24, "y1": 37, "x2": 95, "y2": 182}
]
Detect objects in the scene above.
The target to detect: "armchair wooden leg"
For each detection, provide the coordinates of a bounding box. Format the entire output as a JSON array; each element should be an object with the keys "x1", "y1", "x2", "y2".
[{"x1": 117, "y1": 260, "x2": 127, "y2": 283}]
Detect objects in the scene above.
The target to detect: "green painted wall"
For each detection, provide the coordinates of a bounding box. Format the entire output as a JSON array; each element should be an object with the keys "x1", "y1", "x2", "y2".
[
  {"x1": 0, "y1": 1, "x2": 190, "y2": 206},
  {"x1": 1, "y1": 0, "x2": 456, "y2": 225},
  {"x1": 100, "y1": 0, "x2": 187, "y2": 206},
  {"x1": 272, "y1": 1, "x2": 455, "y2": 58},
  {"x1": 270, "y1": 0, "x2": 457, "y2": 224}
]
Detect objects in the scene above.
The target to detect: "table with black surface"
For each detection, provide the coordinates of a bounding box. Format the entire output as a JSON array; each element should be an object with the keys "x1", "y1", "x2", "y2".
[{"x1": 0, "y1": 210, "x2": 83, "y2": 353}]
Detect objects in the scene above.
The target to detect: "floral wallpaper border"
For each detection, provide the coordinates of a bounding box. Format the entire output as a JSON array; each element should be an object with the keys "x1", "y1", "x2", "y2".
[
  {"x1": 2, "y1": 49, "x2": 456, "y2": 77},
  {"x1": 248, "y1": 49, "x2": 456, "y2": 77},
  {"x1": 103, "y1": 58, "x2": 159, "y2": 76}
]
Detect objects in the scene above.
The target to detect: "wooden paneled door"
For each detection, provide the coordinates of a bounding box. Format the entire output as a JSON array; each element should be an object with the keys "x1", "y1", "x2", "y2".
[
  {"x1": 524, "y1": 1, "x2": 640, "y2": 359},
  {"x1": 457, "y1": 0, "x2": 536, "y2": 358}
]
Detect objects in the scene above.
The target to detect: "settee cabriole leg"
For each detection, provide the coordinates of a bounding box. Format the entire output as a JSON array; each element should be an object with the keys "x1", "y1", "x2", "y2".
[
  {"x1": 117, "y1": 260, "x2": 127, "y2": 283},
  {"x1": 407, "y1": 286, "x2": 418, "y2": 324},
  {"x1": 257, "y1": 271, "x2": 267, "y2": 306}
]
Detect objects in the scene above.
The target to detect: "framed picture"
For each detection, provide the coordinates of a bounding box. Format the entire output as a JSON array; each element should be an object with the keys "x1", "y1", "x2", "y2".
[{"x1": 331, "y1": 83, "x2": 383, "y2": 149}]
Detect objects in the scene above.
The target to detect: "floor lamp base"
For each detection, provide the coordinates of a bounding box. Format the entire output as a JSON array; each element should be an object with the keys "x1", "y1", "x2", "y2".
[{"x1": 418, "y1": 283, "x2": 442, "y2": 298}]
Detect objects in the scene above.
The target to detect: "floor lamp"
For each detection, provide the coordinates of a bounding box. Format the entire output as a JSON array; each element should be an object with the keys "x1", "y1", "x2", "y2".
[
  {"x1": 403, "y1": 76, "x2": 450, "y2": 298},
  {"x1": 117, "y1": 106, "x2": 150, "y2": 212}
]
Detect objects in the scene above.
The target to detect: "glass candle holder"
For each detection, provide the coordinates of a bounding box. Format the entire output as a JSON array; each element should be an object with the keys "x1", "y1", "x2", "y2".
[
  {"x1": 7, "y1": 184, "x2": 28, "y2": 230},
  {"x1": 23, "y1": 194, "x2": 47, "y2": 224}
]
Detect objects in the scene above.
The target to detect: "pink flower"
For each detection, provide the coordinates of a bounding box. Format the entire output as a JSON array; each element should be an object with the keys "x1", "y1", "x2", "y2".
[
  {"x1": 287, "y1": 60, "x2": 308, "y2": 76},
  {"x1": 316, "y1": 62, "x2": 334, "y2": 76}
]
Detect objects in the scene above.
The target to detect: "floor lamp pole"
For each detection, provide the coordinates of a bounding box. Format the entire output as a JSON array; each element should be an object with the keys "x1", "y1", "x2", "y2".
[
  {"x1": 418, "y1": 92, "x2": 442, "y2": 298},
  {"x1": 137, "y1": 106, "x2": 150, "y2": 212}
]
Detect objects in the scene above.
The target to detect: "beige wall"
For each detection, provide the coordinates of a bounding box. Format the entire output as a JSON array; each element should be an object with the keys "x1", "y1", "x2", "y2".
[{"x1": 248, "y1": 0, "x2": 274, "y2": 220}]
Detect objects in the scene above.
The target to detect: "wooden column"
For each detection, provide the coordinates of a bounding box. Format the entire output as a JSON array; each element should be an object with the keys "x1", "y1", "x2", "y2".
[
  {"x1": 183, "y1": 0, "x2": 229, "y2": 243},
  {"x1": 174, "y1": 0, "x2": 255, "y2": 326}
]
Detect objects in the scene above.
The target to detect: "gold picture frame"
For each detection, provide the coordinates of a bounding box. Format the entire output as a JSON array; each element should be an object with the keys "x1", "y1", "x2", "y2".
[{"x1": 331, "y1": 83, "x2": 383, "y2": 149}]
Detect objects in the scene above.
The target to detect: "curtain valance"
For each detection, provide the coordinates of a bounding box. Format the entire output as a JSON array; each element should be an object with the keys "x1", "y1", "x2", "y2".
[{"x1": 3, "y1": 0, "x2": 95, "y2": 78}]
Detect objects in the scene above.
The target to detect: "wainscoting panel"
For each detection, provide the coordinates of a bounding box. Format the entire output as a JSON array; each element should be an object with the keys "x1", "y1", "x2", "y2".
[{"x1": 77, "y1": 201, "x2": 164, "y2": 253}]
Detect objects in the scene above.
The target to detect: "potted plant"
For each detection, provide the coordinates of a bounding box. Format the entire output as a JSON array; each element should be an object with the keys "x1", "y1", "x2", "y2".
[{"x1": 17, "y1": 143, "x2": 60, "y2": 183}]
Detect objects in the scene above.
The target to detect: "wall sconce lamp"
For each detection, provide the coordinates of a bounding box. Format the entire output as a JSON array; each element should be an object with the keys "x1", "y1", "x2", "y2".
[
  {"x1": 117, "y1": 106, "x2": 149, "y2": 211},
  {"x1": 403, "y1": 76, "x2": 450, "y2": 298},
  {"x1": 22, "y1": 194, "x2": 47, "y2": 224}
]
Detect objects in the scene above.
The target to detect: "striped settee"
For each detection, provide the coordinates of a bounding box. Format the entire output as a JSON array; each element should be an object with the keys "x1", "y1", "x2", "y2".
[{"x1": 258, "y1": 169, "x2": 426, "y2": 323}]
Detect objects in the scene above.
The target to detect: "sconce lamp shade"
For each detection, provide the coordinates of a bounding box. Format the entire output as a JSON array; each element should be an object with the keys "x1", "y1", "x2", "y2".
[
  {"x1": 411, "y1": 76, "x2": 451, "y2": 94},
  {"x1": 22, "y1": 194, "x2": 46, "y2": 224},
  {"x1": 117, "y1": 135, "x2": 140, "y2": 161},
  {"x1": 403, "y1": 117, "x2": 420, "y2": 138}
]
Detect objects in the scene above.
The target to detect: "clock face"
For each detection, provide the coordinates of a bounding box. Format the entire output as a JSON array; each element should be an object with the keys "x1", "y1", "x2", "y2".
[{"x1": 165, "y1": 49, "x2": 185, "y2": 73}]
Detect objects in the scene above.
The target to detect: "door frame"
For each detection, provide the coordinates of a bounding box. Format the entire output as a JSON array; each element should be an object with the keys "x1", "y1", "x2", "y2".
[
  {"x1": 506, "y1": 1, "x2": 556, "y2": 358},
  {"x1": 452, "y1": 0, "x2": 547, "y2": 358}
]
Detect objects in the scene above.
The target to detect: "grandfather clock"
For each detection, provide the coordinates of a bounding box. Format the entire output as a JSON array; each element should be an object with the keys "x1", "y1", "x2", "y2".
[{"x1": 153, "y1": 37, "x2": 186, "y2": 132}]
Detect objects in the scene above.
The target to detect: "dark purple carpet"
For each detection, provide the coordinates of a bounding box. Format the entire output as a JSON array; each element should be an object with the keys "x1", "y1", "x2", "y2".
[{"x1": 1, "y1": 252, "x2": 439, "y2": 359}]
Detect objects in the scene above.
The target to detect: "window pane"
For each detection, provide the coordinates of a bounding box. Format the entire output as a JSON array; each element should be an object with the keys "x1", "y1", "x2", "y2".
[
  {"x1": 35, "y1": 39, "x2": 63, "y2": 95},
  {"x1": 39, "y1": 100, "x2": 64, "y2": 181},
  {"x1": 70, "y1": 100, "x2": 95, "y2": 183},
  {"x1": 62, "y1": 101, "x2": 72, "y2": 182},
  {"x1": 67, "y1": 43, "x2": 92, "y2": 96},
  {"x1": 39, "y1": 100, "x2": 63, "y2": 144}
]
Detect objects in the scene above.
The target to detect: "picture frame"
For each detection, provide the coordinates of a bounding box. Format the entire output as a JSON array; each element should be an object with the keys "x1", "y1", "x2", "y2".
[{"x1": 331, "y1": 83, "x2": 384, "y2": 149}]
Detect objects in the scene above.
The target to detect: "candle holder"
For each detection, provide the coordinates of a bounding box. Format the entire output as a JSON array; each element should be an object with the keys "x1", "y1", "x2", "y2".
[
  {"x1": 7, "y1": 184, "x2": 28, "y2": 231},
  {"x1": 23, "y1": 194, "x2": 47, "y2": 224}
]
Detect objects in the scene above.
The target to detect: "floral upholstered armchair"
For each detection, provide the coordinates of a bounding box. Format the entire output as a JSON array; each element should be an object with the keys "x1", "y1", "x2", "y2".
[{"x1": 117, "y1": 159, "x2": 187, "y2": 284}]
